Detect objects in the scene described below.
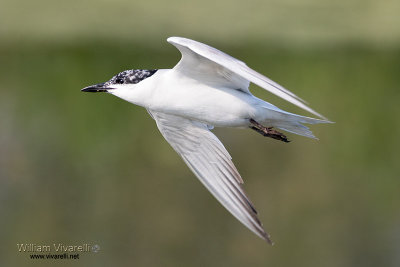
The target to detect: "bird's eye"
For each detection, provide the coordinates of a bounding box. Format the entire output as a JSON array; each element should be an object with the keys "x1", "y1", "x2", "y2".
[{"x1": 115, "y1": 78, "x2": 124, "y2": 84}]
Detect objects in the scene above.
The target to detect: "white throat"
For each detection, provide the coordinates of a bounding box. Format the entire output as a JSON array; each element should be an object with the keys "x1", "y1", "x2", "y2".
[{"x1": 109, "y1": 69, "x2": 168, "y2": 108}]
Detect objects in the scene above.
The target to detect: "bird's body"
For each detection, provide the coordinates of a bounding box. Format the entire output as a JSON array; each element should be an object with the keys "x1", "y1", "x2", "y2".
[
  {"x1": 82, "y1": 37, "x2": 332, "y2": 243},
  {"x1": 113, "y1": 69, "x2": 261, "y2": 127}
]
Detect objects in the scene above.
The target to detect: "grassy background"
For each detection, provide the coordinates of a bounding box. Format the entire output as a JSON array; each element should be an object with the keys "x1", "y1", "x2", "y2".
[{"x1": 1, "y1": 0, "x2": 399, "y2": 266}]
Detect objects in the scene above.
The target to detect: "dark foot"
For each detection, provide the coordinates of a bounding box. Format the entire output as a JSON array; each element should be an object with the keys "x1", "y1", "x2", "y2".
[{"x1": 249, "y1": 119, "x2": 290, "y2": 143}]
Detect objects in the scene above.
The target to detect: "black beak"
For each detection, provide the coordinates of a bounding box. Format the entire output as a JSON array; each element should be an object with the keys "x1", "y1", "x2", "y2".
[{"x1": 81, "y1": 83, "x2": 115, "y2": 92}]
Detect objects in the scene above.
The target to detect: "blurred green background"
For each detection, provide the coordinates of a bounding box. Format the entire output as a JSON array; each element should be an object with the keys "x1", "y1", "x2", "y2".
[{"x1": 1, "y1": 0, "x2": 399, "y2": 266}]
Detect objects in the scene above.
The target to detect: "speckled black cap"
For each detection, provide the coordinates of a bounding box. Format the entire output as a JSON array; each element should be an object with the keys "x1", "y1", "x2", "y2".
[{"x1": 106, "y1": 69, "x2": 158, "y2": 85}]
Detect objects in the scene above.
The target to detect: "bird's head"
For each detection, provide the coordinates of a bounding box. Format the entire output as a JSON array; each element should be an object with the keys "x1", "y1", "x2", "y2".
[
  {"x1": 82, "y1": 69, "x2": 158, "y2": 93},
  {"x1": 81, "y1": 69, "x2": 158, "y2": 105}
]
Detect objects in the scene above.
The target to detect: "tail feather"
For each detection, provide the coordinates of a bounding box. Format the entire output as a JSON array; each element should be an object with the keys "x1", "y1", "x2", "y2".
[
  {"x1": 277, "y1": 123, "x2": 317, "y2": 139},
  {"x1": 261, "y1": 107, "x2": 333, "y2": 139}
]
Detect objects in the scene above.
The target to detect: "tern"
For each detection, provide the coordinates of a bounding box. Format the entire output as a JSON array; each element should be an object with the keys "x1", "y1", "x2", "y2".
[{"x1": 82, "y1": 37, "x2": 331, "y2": 244}]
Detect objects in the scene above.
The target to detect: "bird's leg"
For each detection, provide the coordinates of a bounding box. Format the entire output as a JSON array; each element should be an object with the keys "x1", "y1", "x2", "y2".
[{"x1": 249, "y1": 119, "x2": 290, "y2": 143}]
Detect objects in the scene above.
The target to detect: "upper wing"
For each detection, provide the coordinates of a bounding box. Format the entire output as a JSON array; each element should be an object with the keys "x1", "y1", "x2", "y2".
[
  {"x1": 168, "y1": 36, "x2": 326, "y2": 120},
  {"x1": 150, "y1": 111, "x2": 272, "y2": 243}
]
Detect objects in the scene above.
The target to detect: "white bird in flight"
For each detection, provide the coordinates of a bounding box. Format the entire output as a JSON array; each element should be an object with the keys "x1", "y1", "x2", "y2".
[{"x1": 82, "y1": 37, "x2": 331, "y2": 244}]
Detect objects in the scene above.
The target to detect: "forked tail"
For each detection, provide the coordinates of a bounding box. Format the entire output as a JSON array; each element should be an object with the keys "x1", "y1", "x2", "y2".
[{"x1": 257, "y1": 107, "x2": 333, "y2": 140}]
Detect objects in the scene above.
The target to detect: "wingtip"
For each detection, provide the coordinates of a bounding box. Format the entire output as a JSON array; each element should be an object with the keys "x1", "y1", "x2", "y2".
[
  {"x1": 263, "y1": 233, "x2": 274, "y2": 245},
  {"x1": 310, "y1": 110, "x2": 329, "y2": 121},
  {"x1": 317, "y1": 118, "x2": 335, "y2": 124},
  {"x1": 258, "y1": 224, "x2": 274, "y2": 245}
]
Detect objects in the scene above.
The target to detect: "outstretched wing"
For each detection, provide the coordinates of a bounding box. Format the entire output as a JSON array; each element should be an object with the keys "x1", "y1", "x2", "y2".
[
  {"x1": 168, "y1": 36, "x2": 326, "y2": 120},
  {"x1": 149, "y1": 111, "x2": 272, "y2": 243}
]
